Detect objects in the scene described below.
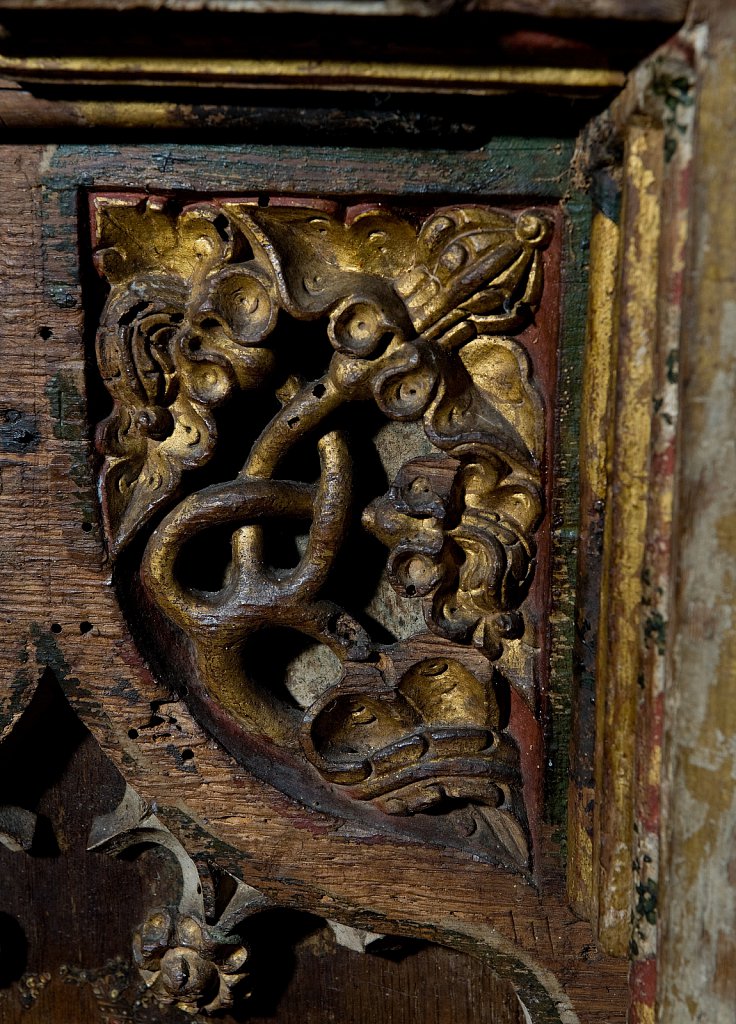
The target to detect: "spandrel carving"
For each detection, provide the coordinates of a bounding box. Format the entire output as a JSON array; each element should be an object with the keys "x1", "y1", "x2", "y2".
[{"x1": 91, "y1": 195, "x2": 552, "y2": 874}]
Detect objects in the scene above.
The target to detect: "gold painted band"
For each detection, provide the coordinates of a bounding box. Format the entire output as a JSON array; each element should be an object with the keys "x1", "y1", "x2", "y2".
[{"x1": 0, "y1": 55, "x2": 626, "y2": 93}]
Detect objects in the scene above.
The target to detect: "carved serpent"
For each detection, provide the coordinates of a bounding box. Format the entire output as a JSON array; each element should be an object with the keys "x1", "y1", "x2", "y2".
[{"x1": 93, "y1": 197, "x2": 551, "y2": 868}]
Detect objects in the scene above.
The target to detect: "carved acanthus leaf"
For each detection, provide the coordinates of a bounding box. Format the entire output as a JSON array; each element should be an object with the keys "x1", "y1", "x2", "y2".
[{"x1": 94, "y1": 199, "x2": 278, "y2": 554}]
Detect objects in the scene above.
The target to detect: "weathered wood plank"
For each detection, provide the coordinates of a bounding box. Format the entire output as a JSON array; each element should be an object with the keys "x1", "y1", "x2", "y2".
[
  {"x1": 627, "y1": 41, "x2": 696, "y2": 1023},
  {"x1": 658, "y1": 6, "x2": 736, "y2": 1020},
  {"x1": 0, "y1": 144, "x2": 49, "y2": 740},
  {"x1": 41, "y1": 138, "x2": 573, "y2": 201}
]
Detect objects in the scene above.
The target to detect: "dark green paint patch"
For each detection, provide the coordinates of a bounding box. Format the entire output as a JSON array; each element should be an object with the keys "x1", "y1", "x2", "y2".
[
  {"x1": 30, "y1": 623, "x2": 87, "y2": 699},
  {"x1": 644, "y1": 611, "x2": 667, "y2": 657},
  {"x1": 0, "y1": 665, "x2": 35, "y2": 736},
  {"x1": 152, "y1": 151, "x2": 176, "y2": 174},
  {"x1": 590, "y1": 168, "x2": 622, "y2": 224},
  {"x1": 45, "y1": 371, "x2": 98, "y2": 525},
  {"x1": 657, "y1": 71, "x2": 694, "y2": 107},
  {"x1": 46, "y1": 139, "x2": 574, "y2": 202},
  {"x1": 39, "y1": 181, "x2": 83, "y2": 308},
  {"x1": 12, "y1": 666, "x2": 32, "y2": 694},
  {"x1": 635, "y1": 877, "x2": 658, "y2": 926},
  {"x1": 47, "y1": 284, "x2": 79, "y2": 309},
  {"x1": 570, "y1": 666, "x2": 597, "y2": 788},
  {"x1": 666, "y1": 348, "x2": 679, "y2": 383},
  {"x1": 109, "y1": 677, "x2": 142, "y2": 706},
  {"x1": 46, "y1": 371, "x2": 85, "y2": 444},
  {"x1": 156, "y1": 804, "x2": 248, "y2": 880},
  {"x1": 652, "y1": 67, "x2": 694, "y2": 163},
  {"x1": 653, "y1": 394, "x2": 674, "y2": 425},
  {"x1": 166, "y1": 743, "x2": 197, "y2": 773},
  {"x1": 0, "y1": 409, "x2": 41, "y2": 454},
  {"x1": 546, "y1": 190, "x2": 592, "y2": 834},
  {"x1": 551, "y1": 825, "x2": 568, "y2": 860}
]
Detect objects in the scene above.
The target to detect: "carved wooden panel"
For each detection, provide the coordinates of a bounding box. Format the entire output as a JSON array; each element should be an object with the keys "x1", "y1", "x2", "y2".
[
  {"x1": 0, "y1": 136, "x2": 628, "y2": 1024},
  {"x1": 3, "y1": 3, "x2": 734, "y2": 1019},
  {"x1": 90, "y1": 194, "x2": 555, "y2": 874}
]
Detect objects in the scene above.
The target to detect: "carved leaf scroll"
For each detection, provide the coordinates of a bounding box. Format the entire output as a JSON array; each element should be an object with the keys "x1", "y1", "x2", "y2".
[
  {"x1": 91, "y1": 195, "x2": 551, "y2": 873},
  {"x1": 94, "y1": 197, "x2": 278, "y2": 555}
]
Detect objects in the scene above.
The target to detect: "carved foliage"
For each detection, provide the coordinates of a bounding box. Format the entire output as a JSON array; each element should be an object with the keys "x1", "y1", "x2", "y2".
[
  {"x1": 94, "y1": 198, "x2": 278, "y2": 554},
  {"x1": 91, "y1": 195, "x2": 551, "y2": 871},
  {"x1": 89, "y1": 787, "x2": 263, "y2": 1015},
  {"x1": 133, "y1": 908, "x2": 250, "y2": 1015}
]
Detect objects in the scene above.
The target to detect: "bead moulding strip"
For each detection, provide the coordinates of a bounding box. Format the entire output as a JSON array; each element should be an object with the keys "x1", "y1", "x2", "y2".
[{"x1": 0, "y1": 54, "x2": 625, "y2": 95}]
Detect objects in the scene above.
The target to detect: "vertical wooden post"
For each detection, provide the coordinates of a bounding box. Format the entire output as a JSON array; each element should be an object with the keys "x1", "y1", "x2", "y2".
[
  {"x1": 658, "y1": 6, "x2": 736, "y2": 1020},
  {"x1": 568, "y1": 208, "x2": 619, "y2": 923},
  {"x1": 593, "y1": 124, "x2": 663, "y2": 956}
]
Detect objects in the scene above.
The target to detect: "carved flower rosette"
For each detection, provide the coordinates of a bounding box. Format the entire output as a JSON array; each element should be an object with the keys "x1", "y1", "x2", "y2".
[{"x1": 91, "y1": 193, "x2": 553, "y2": 874}]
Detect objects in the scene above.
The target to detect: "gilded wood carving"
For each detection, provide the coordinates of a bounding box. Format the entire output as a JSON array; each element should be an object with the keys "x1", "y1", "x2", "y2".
[
  {"x1": 90, "y1": 787, "x2": 262, "y2": 1014},
  {"x1": 91, "y1": 195, "x2": 550, "y2": 872}
]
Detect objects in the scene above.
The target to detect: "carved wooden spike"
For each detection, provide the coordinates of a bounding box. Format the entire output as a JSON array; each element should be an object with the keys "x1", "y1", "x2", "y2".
[{"x1": 91, "y1": 196, "x2": 550, "y2": 872}]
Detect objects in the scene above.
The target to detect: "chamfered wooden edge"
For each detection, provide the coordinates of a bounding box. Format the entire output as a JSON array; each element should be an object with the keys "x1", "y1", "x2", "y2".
[{"x1": 563, "y1": 40, "x2": 699, "y2": 1013}]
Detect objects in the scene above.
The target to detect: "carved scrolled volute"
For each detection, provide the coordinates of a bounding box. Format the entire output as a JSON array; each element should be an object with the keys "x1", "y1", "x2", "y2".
[
  {"x1": 394, "y1": 206, "x2": 550, "y2": 338},
  {"x1": 91, "y1": 194, "x2": 551, "y2": 872}
]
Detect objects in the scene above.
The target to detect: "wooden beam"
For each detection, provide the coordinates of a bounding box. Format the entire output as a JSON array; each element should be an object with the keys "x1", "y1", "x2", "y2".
[
  {"x1": 658, "y1": 6, "x2": 736, "y2": 1019},
  {"x1": 0, "y1": 0, "x2": 688, "y2": 20}
]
